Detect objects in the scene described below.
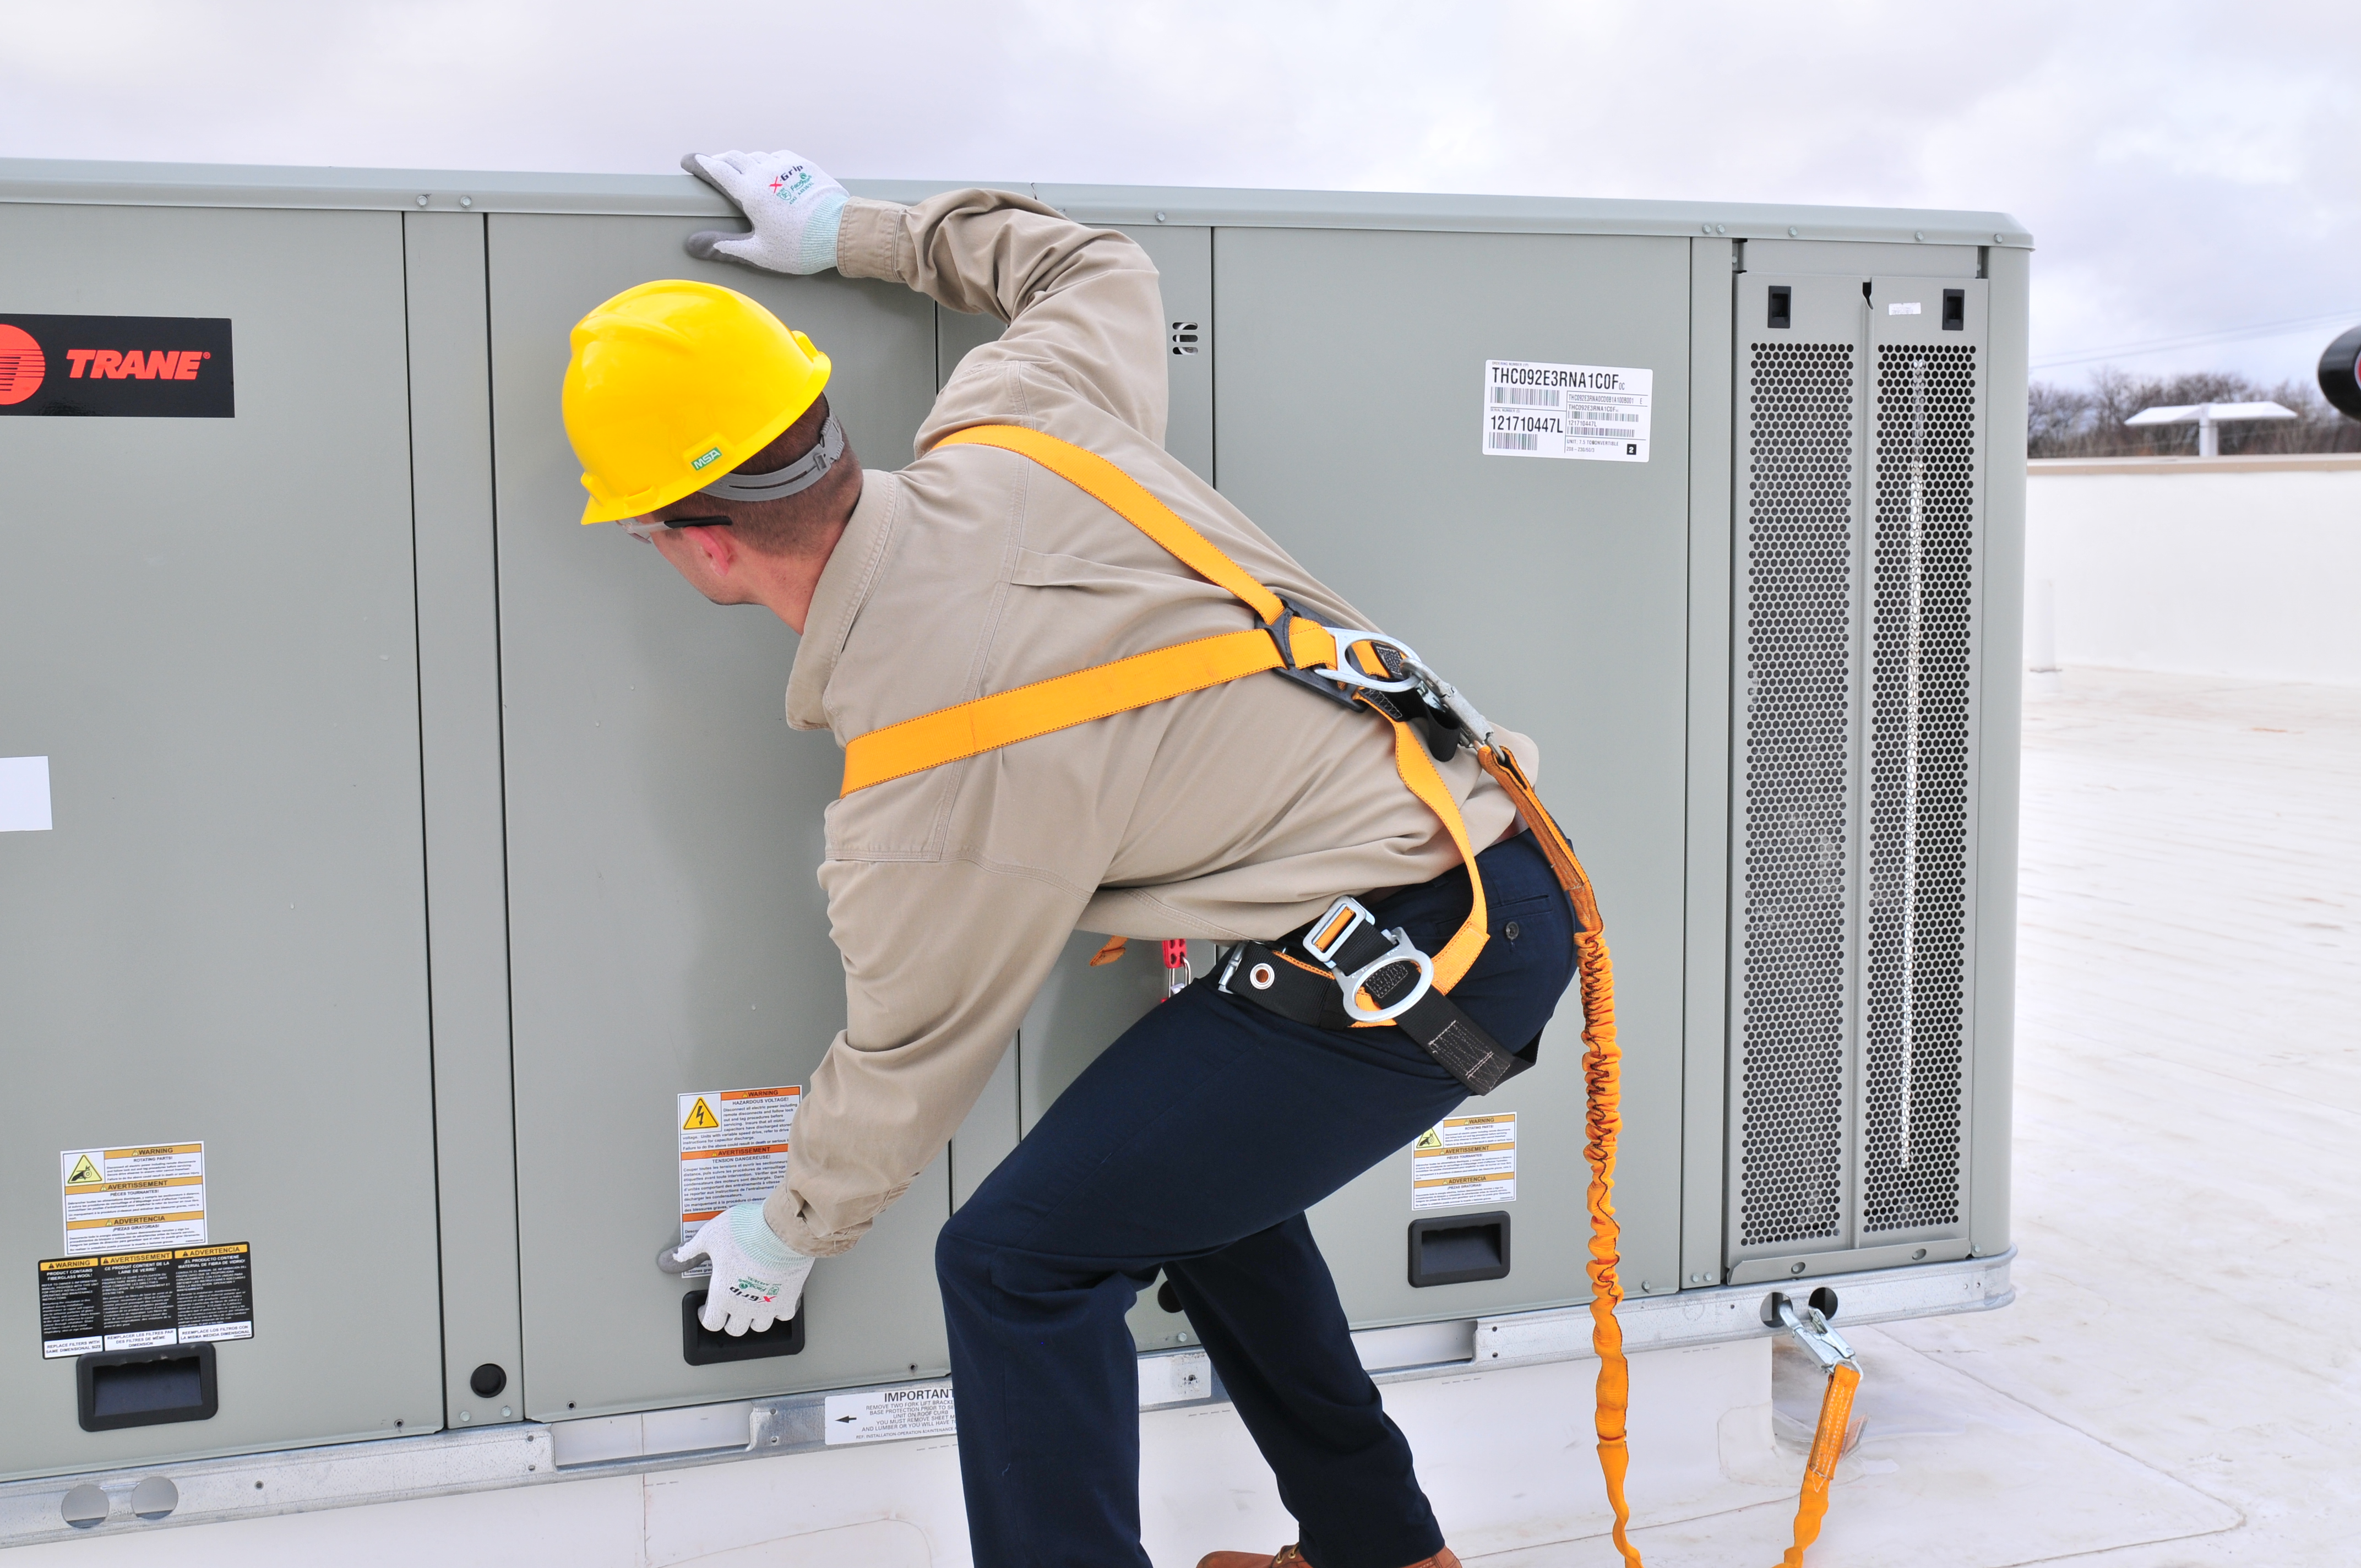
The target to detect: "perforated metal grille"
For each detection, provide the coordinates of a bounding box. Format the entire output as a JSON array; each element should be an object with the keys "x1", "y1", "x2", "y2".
[
  {"x1": 1862, "y1": 344, "x2": 1977, "y2": 1233},
  {"x1": 1737, "y1": 341, "x2": 1856, "y2": 1249}
]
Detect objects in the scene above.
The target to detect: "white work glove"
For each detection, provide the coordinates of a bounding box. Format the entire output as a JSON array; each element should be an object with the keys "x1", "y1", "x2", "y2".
[
  {"x1": 682, "y1": 149, "x2": 848, "y2": 275},
  {"x1": 666, "y1": 1202, "x2": 815, "y2": 1335}
]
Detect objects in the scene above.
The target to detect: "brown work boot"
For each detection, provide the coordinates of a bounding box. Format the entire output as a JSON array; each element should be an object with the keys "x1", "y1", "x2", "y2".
[{"x1": 1196, "y1": 1549, "x2": 1461, "y2": 1568}]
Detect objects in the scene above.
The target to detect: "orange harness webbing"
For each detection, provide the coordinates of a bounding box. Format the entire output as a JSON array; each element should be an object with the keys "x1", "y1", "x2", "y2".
[
  {"x1": 841, "y1": 424, "x2": 1492, "y2": 995},
  {"x1": 837, "y1": 426, "x2": 1842, "y2": 1565}
]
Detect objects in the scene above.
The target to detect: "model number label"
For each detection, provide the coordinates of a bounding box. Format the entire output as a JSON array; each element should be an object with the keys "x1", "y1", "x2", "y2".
[{"x1": 1482, "y1": 360, "x2": 1652, "y2": 462}]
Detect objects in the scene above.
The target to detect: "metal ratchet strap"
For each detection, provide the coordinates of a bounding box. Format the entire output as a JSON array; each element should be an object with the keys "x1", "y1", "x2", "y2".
[{"x1": 840, "y1": 424, "x2": 1488, "y2": 994}]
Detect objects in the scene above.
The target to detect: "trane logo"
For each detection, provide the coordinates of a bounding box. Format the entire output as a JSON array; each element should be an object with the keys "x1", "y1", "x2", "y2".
[
  {"x1": 0, "y1": 313, "x2": 236, "y2": 419},
  {"x1": 67, "y1": 348, "x2": 213, "y2": 382}
]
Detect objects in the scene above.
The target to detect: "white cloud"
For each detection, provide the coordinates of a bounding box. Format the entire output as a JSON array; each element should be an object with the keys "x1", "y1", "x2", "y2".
[{"x1": 2, "y1": 0, "x2": 2354, "y2": 389}]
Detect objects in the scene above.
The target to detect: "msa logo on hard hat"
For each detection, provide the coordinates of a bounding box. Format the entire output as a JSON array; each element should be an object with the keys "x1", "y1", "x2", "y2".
[
  {"x1": 690, "y1": 446, "x2": 725, "y2": 470},
  {"x1": 0, "y1": 313, "x2": 235, "y2": 418}
]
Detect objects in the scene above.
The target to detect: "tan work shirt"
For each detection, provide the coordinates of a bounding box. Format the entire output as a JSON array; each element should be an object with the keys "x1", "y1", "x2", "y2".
[{"x1": 768, "y1": 189, "x2": 1526, "y2": 1255}]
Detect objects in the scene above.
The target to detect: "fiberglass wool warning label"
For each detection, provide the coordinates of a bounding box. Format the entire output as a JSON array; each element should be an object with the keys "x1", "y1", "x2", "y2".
[
  {"x1": 1482, "y1": 361, "x2": 1651, "y2": 462},
  {"x1": 677, "y1": 1087, "x2": 799, "y2": 1277},
  {"x1": 1411, "y1": 1113, "x2": 1517, "y2": 1211},
  {"x1": 61, "y1": 1144, "x2": 205, "y2": 1256}
]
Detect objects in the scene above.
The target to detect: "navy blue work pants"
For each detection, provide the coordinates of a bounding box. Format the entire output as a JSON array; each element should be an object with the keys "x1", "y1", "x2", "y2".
[{"x1": 935, "y1": 831, "x2": 1579, "y2": 1568}]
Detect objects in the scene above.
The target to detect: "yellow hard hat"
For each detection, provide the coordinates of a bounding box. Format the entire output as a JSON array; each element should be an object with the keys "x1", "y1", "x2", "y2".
[{"x1": 561, "y1": 279, "x2": 832, "y2": 525}]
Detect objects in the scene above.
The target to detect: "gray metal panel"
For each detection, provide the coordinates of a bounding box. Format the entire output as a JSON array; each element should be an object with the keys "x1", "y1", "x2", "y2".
[
  {"x1": 0, "y1": 158, "x2": 2033, "y2": 252},
  {"x1": 1857, "y1": 277, "x2": 1988, "y2": 1253},
  {"x1": 0, "y1": 202, "x2": 444, "y2": 1475},
  {"x1": 484, "y1": 213, "x2": 950, "y2": 1420},
  {"x1": 401, "y1": 210, "x2": 526, "y2": 1429},
  {"x1": 1743, "y1": 240, "x2": 1981, "y2": 279},
  {"x1": 1724, "y1": 265, "x2": 2003, "y2": 1287},
  {"x1": 1727, "y1": 274, "x2": 1869, "y2": 1272},
  {"x1": 1213, "y1": 225, "x2": 1694, "y2": 1319},
  {"x1": 1969, "y1": 247, "x2": 2028, "y2": 1261},
  {"x1": 1679, "y1": 238, "x2": 1737, "y2": 1289}
]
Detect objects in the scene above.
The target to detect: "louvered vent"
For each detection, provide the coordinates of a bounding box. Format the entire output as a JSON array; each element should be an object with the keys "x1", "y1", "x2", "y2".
[
  {"x1": 1862, "y1": 344, "x2": 1977, "y2": 1233},
  {"x1": 1737, "y1": 342, "x2": 1857, "y2": 1249}
]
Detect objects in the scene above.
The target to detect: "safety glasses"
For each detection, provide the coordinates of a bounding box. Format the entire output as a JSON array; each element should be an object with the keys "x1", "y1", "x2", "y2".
[{"x1": 618, "y1": 514, "x2": 732, "y2": 541}]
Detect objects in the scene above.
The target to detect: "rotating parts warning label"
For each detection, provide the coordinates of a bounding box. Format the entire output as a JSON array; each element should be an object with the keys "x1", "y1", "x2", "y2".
[
  {"x1": 677, "y1": 1087, "x2": 799, "y2": 1277},
  {"x1": 1412, "y1": 1113, "x2": 1517, "y2": 1211},
  {"x1": 1482, "y1": 360, "x2": 1651, "y2": 462},
  {"x1": 61, "y1": 1144, "x2": 205, "y2": 1256},
  {"x1": 823, "y1": 1382, "x2": 958, "y2": 1445},
  {"x1": 37, "y1": 1244, "x2": 254, "y2": 1359}
]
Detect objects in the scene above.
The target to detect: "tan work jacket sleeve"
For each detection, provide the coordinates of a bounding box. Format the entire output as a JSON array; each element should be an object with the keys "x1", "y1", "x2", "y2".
[
  {"x1": 834, "y1": 189, "x2": 1170, "y2": 446},
  {"x1": 763, "y1": 192, "x2": 1167, "y2": 1256}
]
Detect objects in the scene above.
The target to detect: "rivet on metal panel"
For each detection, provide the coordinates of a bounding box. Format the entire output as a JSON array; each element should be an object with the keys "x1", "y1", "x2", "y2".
[
  {"x1": 1155, "y1": 210, "x2": 1167, "y2": 222},
  {"x1": 461, "y1": 196, "x2": 474, "y2": 208},
  {"x1": 500, "y1": 1406, "x2": 513, "y2": 1418},
  {"x1": 1914, "y1": 230, "x2": 1925, "y2": 241},
  {"x1": 1788, "y1": 226, "x2": 1798, "y2": 237},
  {"x1": 457, "y1": 1410, "x2": 471, "y2": 1422},
  {"x1": 1993, "y1": 232, "x2": 2005, "y2": 243},
  {"x1": 1701, "y1": 224, "x2": 1713, "y2": 235},
  {"x1": 1716, "y1": 224, "x2": 1728, "y2": 235},
  {"x1": 417, "y1": 194, "x2": 429, "y2": 206}
]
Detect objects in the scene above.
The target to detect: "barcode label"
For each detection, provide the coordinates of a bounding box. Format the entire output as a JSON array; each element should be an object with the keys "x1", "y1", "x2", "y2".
[{"x1": 1481, "y1": 360, "x2": 1652, "y2": 463}]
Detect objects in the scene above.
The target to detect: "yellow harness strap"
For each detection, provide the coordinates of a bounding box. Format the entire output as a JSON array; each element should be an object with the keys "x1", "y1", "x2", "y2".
[{"x1": 840, "y1": 424, "x2": 1488, "y2": 994}]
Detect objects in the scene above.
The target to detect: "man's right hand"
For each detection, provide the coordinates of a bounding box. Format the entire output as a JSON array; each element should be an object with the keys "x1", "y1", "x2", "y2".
[
  {"x1": 663, "y1": 1202, "x2": 816, "y2": 1335},
  {"x1": 682, "y1": 149, "x2": 848, "y2": 276}
]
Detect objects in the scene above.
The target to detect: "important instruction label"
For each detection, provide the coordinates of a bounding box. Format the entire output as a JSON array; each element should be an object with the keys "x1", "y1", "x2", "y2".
[
  {"x1": 823, "y1": 1382, "x2": 958, "y2": 1445},
  {"x1": 61, "y1": 1144, "x2": 205, "y2": 1256},
  {"x1": 1412, "y1": 1113, "x2": 1517, "y2": 1210},
  {"x1": 677, "y1": 1087, "x2": 799, "y2": 1277},
  {"x1": 1482, "y1": 361, "x2": 1651, "y2": 462},
  {"x1": 37, "y1": 1243, "x2": 253, "y2": 1359}
]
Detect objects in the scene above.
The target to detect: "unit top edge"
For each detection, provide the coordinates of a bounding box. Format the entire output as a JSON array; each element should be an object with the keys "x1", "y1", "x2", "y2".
[{"x1": 0, "y1": 157, "x2": 2032, "y2": 246}]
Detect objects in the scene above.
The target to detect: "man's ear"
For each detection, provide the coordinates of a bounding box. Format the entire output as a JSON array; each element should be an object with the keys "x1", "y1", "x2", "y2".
[{"x1": 685, "y1": 525, "x2": 739, "y2": 576}]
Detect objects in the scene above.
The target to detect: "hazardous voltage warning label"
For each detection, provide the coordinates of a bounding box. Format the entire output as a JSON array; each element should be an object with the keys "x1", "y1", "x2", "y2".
[
  {"x1": 677, "y1": 1087, "x2": 799, "y2": 1276},
  {"x1": 61, "y1": 1144, "x2": 205, "y2": 1256},
  {"x1": 37, "y1": 1243, "x2": 253, "y2": 1359},
  {"x1": 1482, "y1": 360, "x2": 1651, "y2": 462},
  {"x1": 1412, "y1": 1113, "x2": 1517, "y2": 1210}
]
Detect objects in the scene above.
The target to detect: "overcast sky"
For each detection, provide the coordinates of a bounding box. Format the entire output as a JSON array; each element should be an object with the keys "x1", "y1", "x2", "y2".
[{"x1": 5, "y1": 0, "x2": 2355, "y2": 393}]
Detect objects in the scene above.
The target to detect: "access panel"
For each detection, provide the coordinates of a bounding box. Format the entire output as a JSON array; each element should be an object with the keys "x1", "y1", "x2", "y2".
[
  {"x1": 0, "y1": 203, "x2": 443, "y2": 1477},
  {"x1": 1214, "y1": 226, "x2": 1697, "y2": 1323},
  {"x1": 1726, "y1": 266, "x2": 1990, "y2": 1283},
  {"x1": 486, "y1": 215, "x2": 950, "y2": 1420}
]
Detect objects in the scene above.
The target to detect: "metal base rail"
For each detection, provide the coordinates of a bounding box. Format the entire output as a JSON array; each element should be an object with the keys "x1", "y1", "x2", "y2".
[{"x1": 0, "y1": 1251, "x2": 2010, "y2": 1547}]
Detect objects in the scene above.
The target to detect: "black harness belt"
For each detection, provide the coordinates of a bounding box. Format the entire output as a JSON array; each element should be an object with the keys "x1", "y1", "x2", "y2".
[{"x1": 1214, "y1": 893, "x2": 1538, "y2": 1096}]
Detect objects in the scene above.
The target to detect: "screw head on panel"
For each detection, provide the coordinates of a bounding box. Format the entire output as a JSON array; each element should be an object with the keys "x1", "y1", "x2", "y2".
[
  {"x1": 417, "y1": 194, "x2": 429, "y2": 206},
  {"x1": 1155, "y1": 210, "x2": 1167, "y2": 222},
  {"x1": 1994, "y1": 232, "x2": 2005, "y2": 243},
  {"x1": 1787, "y1": 226, "x2": 1798, "y2": 237},
  {"x1": 1914, "y1": 230, "x2": 1925, "y2": 241},
  {"x1": 461, "y1": 195, "x2": 474, "y2": 208}
]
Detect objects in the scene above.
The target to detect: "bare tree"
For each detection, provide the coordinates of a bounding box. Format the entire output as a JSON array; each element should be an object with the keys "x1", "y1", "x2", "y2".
[{"x1": 2027, "y1": 367, "x2": 2361, "y2": 458}]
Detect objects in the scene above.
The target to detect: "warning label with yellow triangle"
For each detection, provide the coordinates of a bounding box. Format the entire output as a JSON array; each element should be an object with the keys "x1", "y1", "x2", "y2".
[
  {"x1": 65, "y1": 1155, "x2": 102, "y2": 1185},
  {"x1": 1413, "y1": 1128, "x2": 1445, "y2": 1152},
  {"x1": 681, "y1": 1097, "x2": 720, "y2": 1131}
]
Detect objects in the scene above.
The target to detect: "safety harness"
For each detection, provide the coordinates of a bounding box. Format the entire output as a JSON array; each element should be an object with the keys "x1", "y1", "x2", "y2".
[{"x1": 837, "y1": 424, "x2": 1852, "y2": 1566}]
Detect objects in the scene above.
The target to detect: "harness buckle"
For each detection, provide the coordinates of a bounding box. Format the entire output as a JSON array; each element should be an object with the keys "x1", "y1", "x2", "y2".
[{"x1": 1298, "y1": 896, "x2": 1438, "y2": 1025}]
